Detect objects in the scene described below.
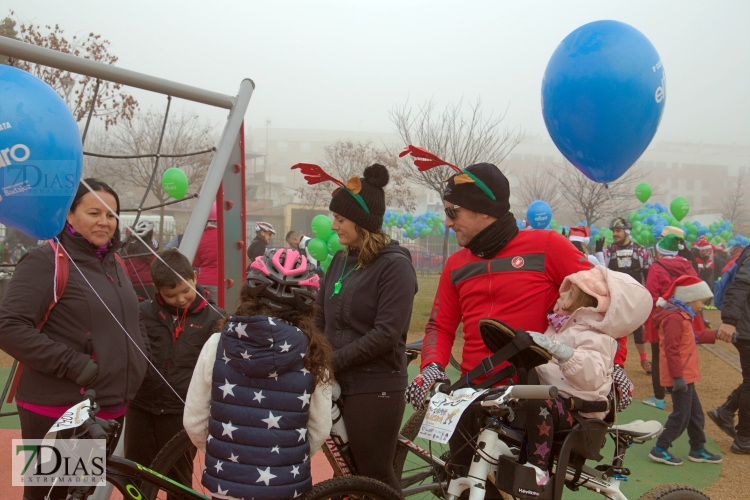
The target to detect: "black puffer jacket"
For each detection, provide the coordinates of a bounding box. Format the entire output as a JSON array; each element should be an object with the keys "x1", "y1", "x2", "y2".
[
  {"x1": 722, "y1": 246, "x2": 750, "y2": 341},
  {"x1": 315, "y1": 241, "x2": 417, "y2": 395},
  {"x1": 130, "y1": 287, "x2": 225, "y2": 415},
  {"x1": 0, "y1": 230, "x2": 149, "y2": 407}
]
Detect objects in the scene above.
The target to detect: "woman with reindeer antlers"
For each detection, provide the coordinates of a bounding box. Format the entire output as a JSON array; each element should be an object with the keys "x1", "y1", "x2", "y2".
[{"x1": 293, "y1": 161, "x2": 418, "y2": 494}]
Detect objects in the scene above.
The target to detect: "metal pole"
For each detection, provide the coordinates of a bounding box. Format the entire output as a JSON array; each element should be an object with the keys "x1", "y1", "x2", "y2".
[
  {"x1": 179, "y1": 79, "x2": 255, "y2": 260},
  {"x1": 0, "y1": 37, "x2": 240, "y2": 109}
]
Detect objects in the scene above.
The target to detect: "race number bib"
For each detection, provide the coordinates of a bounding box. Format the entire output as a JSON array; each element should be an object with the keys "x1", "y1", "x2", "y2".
[
  {"x1": 417, "y1": 388, "x2": 484, "y2": 444},
  {"x1": 45, "y1": 400, "x2": 92, "y2": 438}
]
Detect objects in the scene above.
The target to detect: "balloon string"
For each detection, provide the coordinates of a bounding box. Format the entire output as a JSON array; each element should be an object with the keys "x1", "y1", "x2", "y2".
[
  {"x1": 80, "y1": 179, "x2": 225, "y2": 319},
  {"x1": 604, "y1": 183, "x2": 618, "y2": 219},
  {"x1": 133, "y1": 95, "x2": 172, "y2": 228},
  {"x1": 56, "y1": 241, "x2": 204, "y2": 424}
]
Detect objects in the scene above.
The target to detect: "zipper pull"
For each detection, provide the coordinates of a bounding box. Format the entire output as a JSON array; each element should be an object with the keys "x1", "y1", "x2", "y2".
[{"x1": 106, "y1": 273, "x2": 114, "y2": 282}]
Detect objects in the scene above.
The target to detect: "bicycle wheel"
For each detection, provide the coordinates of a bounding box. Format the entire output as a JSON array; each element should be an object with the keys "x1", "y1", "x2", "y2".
[
  {"x1": 304, "y1": 476, "x2": 401, "y2": 500},
  {"x1": 638, "y1": 483, "x2": 710, "y2": 500},
  {"x1": 141, "y1": 429, "x2": 210, "y2": 500},
  {"x1": 394, "y1": 409, "x2": 451, "y2": 499}
]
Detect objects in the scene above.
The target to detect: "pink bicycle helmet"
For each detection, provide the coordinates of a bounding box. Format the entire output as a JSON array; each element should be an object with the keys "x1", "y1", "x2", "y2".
[{"x1": 246, "y1": 248, "x2": 320, "y2": 312}]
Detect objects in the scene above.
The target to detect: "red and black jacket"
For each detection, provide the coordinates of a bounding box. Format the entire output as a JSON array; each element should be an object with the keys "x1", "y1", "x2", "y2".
[
  {"x1": 130, "y1": 286, "x2": 225, "y2": 415},
  {"x1": 421, "y1": 230, "x2": 591, "y2": 378}
]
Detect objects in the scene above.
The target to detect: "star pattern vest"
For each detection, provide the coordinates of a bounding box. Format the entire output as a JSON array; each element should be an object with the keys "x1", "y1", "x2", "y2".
[{"x1": 202, "y1": 315, "x2": 315, "y2": 500}]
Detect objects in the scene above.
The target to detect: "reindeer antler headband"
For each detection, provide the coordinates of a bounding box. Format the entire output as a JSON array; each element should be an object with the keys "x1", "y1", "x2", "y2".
[
  {"x1": 291, "y1": 163, "x2": 370, "y2": 213},
  {"x1": 398, "y1": 145, "x2": 497, "y2": 201}
]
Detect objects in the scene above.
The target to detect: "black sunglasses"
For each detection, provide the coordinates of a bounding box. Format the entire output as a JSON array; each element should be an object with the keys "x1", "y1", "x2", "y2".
[{"x1": 444, "y1": 205, "x2": 460, "y2": 219}]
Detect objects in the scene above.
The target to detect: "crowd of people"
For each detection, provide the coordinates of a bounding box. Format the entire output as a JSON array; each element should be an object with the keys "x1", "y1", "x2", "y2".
[{"x1": 0, "y1": 154, "x2": 747, "y2": 499}]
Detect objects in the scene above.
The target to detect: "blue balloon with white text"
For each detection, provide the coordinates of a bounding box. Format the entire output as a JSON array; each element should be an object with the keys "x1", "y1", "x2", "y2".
[
  {"x1": 542, "y1": 20, "x2": 665, "y2": 183},
  {"x1": 0, "y1": 65, "x2": 82, "y2": 240},
  {"x1": 526, "y1": 200, "x2": 552, "y2": 229}
]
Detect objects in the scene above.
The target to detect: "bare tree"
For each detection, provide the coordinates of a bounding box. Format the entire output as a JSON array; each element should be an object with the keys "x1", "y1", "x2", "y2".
[
  {"x1": 515, "y1": 164, "x2": 565, "y2": 214},
  {"x1": 390, "y1": 98, "x2": 523, "y2": 263},
  {"x1": 722, "y1": 173, "x2": 749, "y2": 224},
  {"x1": 92, "y1": 108, "x2": 215, "y2": 242},
  {"x1": 551, "y1": 161, "x2": 652, "y2": 226},
  {"x1": 3, "y1": 12, "x2": 138, "y2": 129},
  {"x1": 295, "y1": 140, "x2": 416, "y2": 212}
]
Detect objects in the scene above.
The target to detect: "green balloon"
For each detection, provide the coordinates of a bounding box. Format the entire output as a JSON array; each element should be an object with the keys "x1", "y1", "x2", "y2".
[
  {"x1": 670, "y1": 197, "x2": 691, "y2": 221},
  {"x1": 321, "y1": 255, "x2": 333, "y2": 273},
  {"x1": 689, "y1": 225, "x2": 698, "y2": 234},
  {"x1": 635, "y1": 182, "x2": 652, "y2": 203},
  {"x1": 307, "y1": 237, "x2": 329, "y2": 261},
  {"x1": 419, "y1": 227, "x2": 431, "y2": 237},
  {"x1": 687, "y1": 234, "x2": 697, "y2": 242},
  {"x1": 328, "y1": 233, "x2": 344, "y2": 254},
  {"x1": 311, "y1": 215, "x2": 333, "y2": 240},
  {"x1": 162, "y1": 168, "x2": 189, "y2": 199}
]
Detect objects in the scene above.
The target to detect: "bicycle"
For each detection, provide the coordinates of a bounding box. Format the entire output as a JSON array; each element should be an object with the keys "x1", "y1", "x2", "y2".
[
  {"x1": 391, "y1": 319, "x2": 711, "y2": 500},
  {"x1": 44, "y1": 391, "x2": 403, "y2": 500}
]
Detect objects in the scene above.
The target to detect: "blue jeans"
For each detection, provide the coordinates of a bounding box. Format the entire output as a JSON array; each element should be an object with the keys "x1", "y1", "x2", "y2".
[{"x1": 656, "y1": 382, "x2": 706, "y2": 450}]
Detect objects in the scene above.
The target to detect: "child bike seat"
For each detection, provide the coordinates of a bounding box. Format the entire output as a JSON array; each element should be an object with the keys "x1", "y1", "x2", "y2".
[
  {"x1": 478, "y1": 318, "x2": 552, "y2": 372},
  {"x1": 608, "y1": 419, "x2": 663, "y2": 443}
]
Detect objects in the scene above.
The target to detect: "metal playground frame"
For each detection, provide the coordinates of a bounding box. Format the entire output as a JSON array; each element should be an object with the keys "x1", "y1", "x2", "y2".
[{"x1": 0, "y1": 35, "x2": 254, "y2": 310}]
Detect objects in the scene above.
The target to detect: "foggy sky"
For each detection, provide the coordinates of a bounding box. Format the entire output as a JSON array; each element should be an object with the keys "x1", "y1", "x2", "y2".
[{"x1": 10, "y1": 1, "x2": 750, "y2": 146}]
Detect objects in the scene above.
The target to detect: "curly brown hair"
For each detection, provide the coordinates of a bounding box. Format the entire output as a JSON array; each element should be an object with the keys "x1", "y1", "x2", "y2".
[
  {"x1": 218, "y1": 284, "x2": 334, "y2": 386},
  {"x1": 348, "y1": 225, "x2": 391, "y2": 268}
]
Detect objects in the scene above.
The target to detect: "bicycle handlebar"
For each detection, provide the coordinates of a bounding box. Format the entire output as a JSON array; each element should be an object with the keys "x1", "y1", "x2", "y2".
[
  {"x1": 505, "y1": 385, "x2": 558, "y2": 400},
  {"x1": 435, "y1": 383, "x2": 558, "y2": 400}
]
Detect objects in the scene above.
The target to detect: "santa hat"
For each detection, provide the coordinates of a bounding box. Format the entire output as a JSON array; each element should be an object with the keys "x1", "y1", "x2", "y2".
[
  {"x1": 655, "y1": 275, "x2": 713, "y2": 307},
  {"x1": 569, "y1": 225, "x2": 590, "y2": 244},
  {"x1": 694, "y1": 236, "x2": 712, "y2": 251}
]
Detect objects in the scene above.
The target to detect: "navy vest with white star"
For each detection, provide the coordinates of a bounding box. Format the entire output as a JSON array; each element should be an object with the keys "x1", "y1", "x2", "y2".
[{"x1": 202, "y1": 315, "x2": 315, "y2": 500}]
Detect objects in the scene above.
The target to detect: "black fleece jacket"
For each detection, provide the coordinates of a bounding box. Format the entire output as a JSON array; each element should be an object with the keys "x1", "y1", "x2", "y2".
[
  {"x1": 0, "y1": 230, "x2": 149, "y2": 407},
  {"x1": 130, "y1": 286, "x2": 225, "y2": 415},
  {"x1": 722, "y1": 246, "x2": 750, "y2": 340},
  {"x1": 315, "y1": 241, "x2": 417, "y2": 395}
]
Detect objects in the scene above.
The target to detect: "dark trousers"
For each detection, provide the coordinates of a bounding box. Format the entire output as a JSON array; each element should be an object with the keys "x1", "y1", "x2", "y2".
[
  {"x1": 656, "y1": 383, "x2": 706, "y2": 450},
  {"x1": 18, "y1": 406, "x2": 125, "y2": 500},
  {"x1": 651, "y1": 343, "x2": 665, "y2": 399},
  {"x1": 721, "y1": 339, "x2": 750, "y2": 438},
  {"x1": 340, "y1": 390, "x2": 405, "y2": 494},
  {"x1": 633, "y1": 325, "x2": 645, "y2": 345},
  {"x1": 123, "y1": 407, "x2": 193, "y2": 489}
]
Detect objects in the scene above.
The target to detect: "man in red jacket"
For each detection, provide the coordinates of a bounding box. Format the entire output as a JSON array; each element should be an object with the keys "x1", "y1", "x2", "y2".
[
  {"x1": 402, "y1": 162, "x2": 590, "y2": 478},
  {"x1": 642, "y1": 234, "x2": 699, "y2": 410}
]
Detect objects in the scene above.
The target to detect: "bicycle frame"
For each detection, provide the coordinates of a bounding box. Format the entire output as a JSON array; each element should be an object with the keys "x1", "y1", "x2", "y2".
[
  {"x1": 103, "y1": 455, "x2": 209, "y2": 500},
  {"x1": 446, "y1": 428, "x2": 629, "y2": 500},
  {"x1": 322, "y1": 432, "x2": 448, "y2": 496}
]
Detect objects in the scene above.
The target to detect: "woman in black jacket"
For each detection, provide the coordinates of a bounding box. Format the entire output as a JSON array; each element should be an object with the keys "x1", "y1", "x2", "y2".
[
  {"x1": 0, "y1": 179, "x2": 149, "y2": 500},
  {"x1": 315, "y1": 164, "x2": 417, "y2": 493}
]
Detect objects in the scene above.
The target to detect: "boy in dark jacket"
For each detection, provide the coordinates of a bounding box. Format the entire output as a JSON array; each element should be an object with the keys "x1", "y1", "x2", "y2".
[{"x1": 124, "y1": 249, "x2": 225, "y2": 484}]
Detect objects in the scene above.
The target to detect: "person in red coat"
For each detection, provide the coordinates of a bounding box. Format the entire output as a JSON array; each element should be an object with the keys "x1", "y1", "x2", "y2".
[
  {"x1": 192, "y1": 203, "x2": 219, "y2": 298},
  {"x1": 642, "y1": 234, "x2": 699, "y2": 409}
]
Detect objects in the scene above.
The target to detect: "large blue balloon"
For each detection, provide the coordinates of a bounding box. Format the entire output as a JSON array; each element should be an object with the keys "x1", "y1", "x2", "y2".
[
  {"x1": 526, "y1": 200, "x2": 552, "y2": 229},
  {"x1": 542, "y1": 20, "x2": 665, "y2": 183},
  {"x1": 0, "y1": 66, "x2": 82, "y2": 239}
]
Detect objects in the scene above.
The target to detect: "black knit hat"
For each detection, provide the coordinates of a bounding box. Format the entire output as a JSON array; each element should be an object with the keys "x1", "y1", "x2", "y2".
[
  {"x1": 443, "y1": 163, "x2": 510, "y2": 218},
  {"x1": 329, "y1": 164, "x2": 389, "y2": 233}
]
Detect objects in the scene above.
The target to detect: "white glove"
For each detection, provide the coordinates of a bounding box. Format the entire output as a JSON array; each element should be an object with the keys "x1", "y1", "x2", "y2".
[
  {"x1": 405, "y1": 363, "x2": 449, "y2": 410},
  {"x1": 331, "y1": 381, "x2": 342, "y2": 401},
  {"x1": 528, "y1": 332, "x2": 574, "y2": 364}
]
